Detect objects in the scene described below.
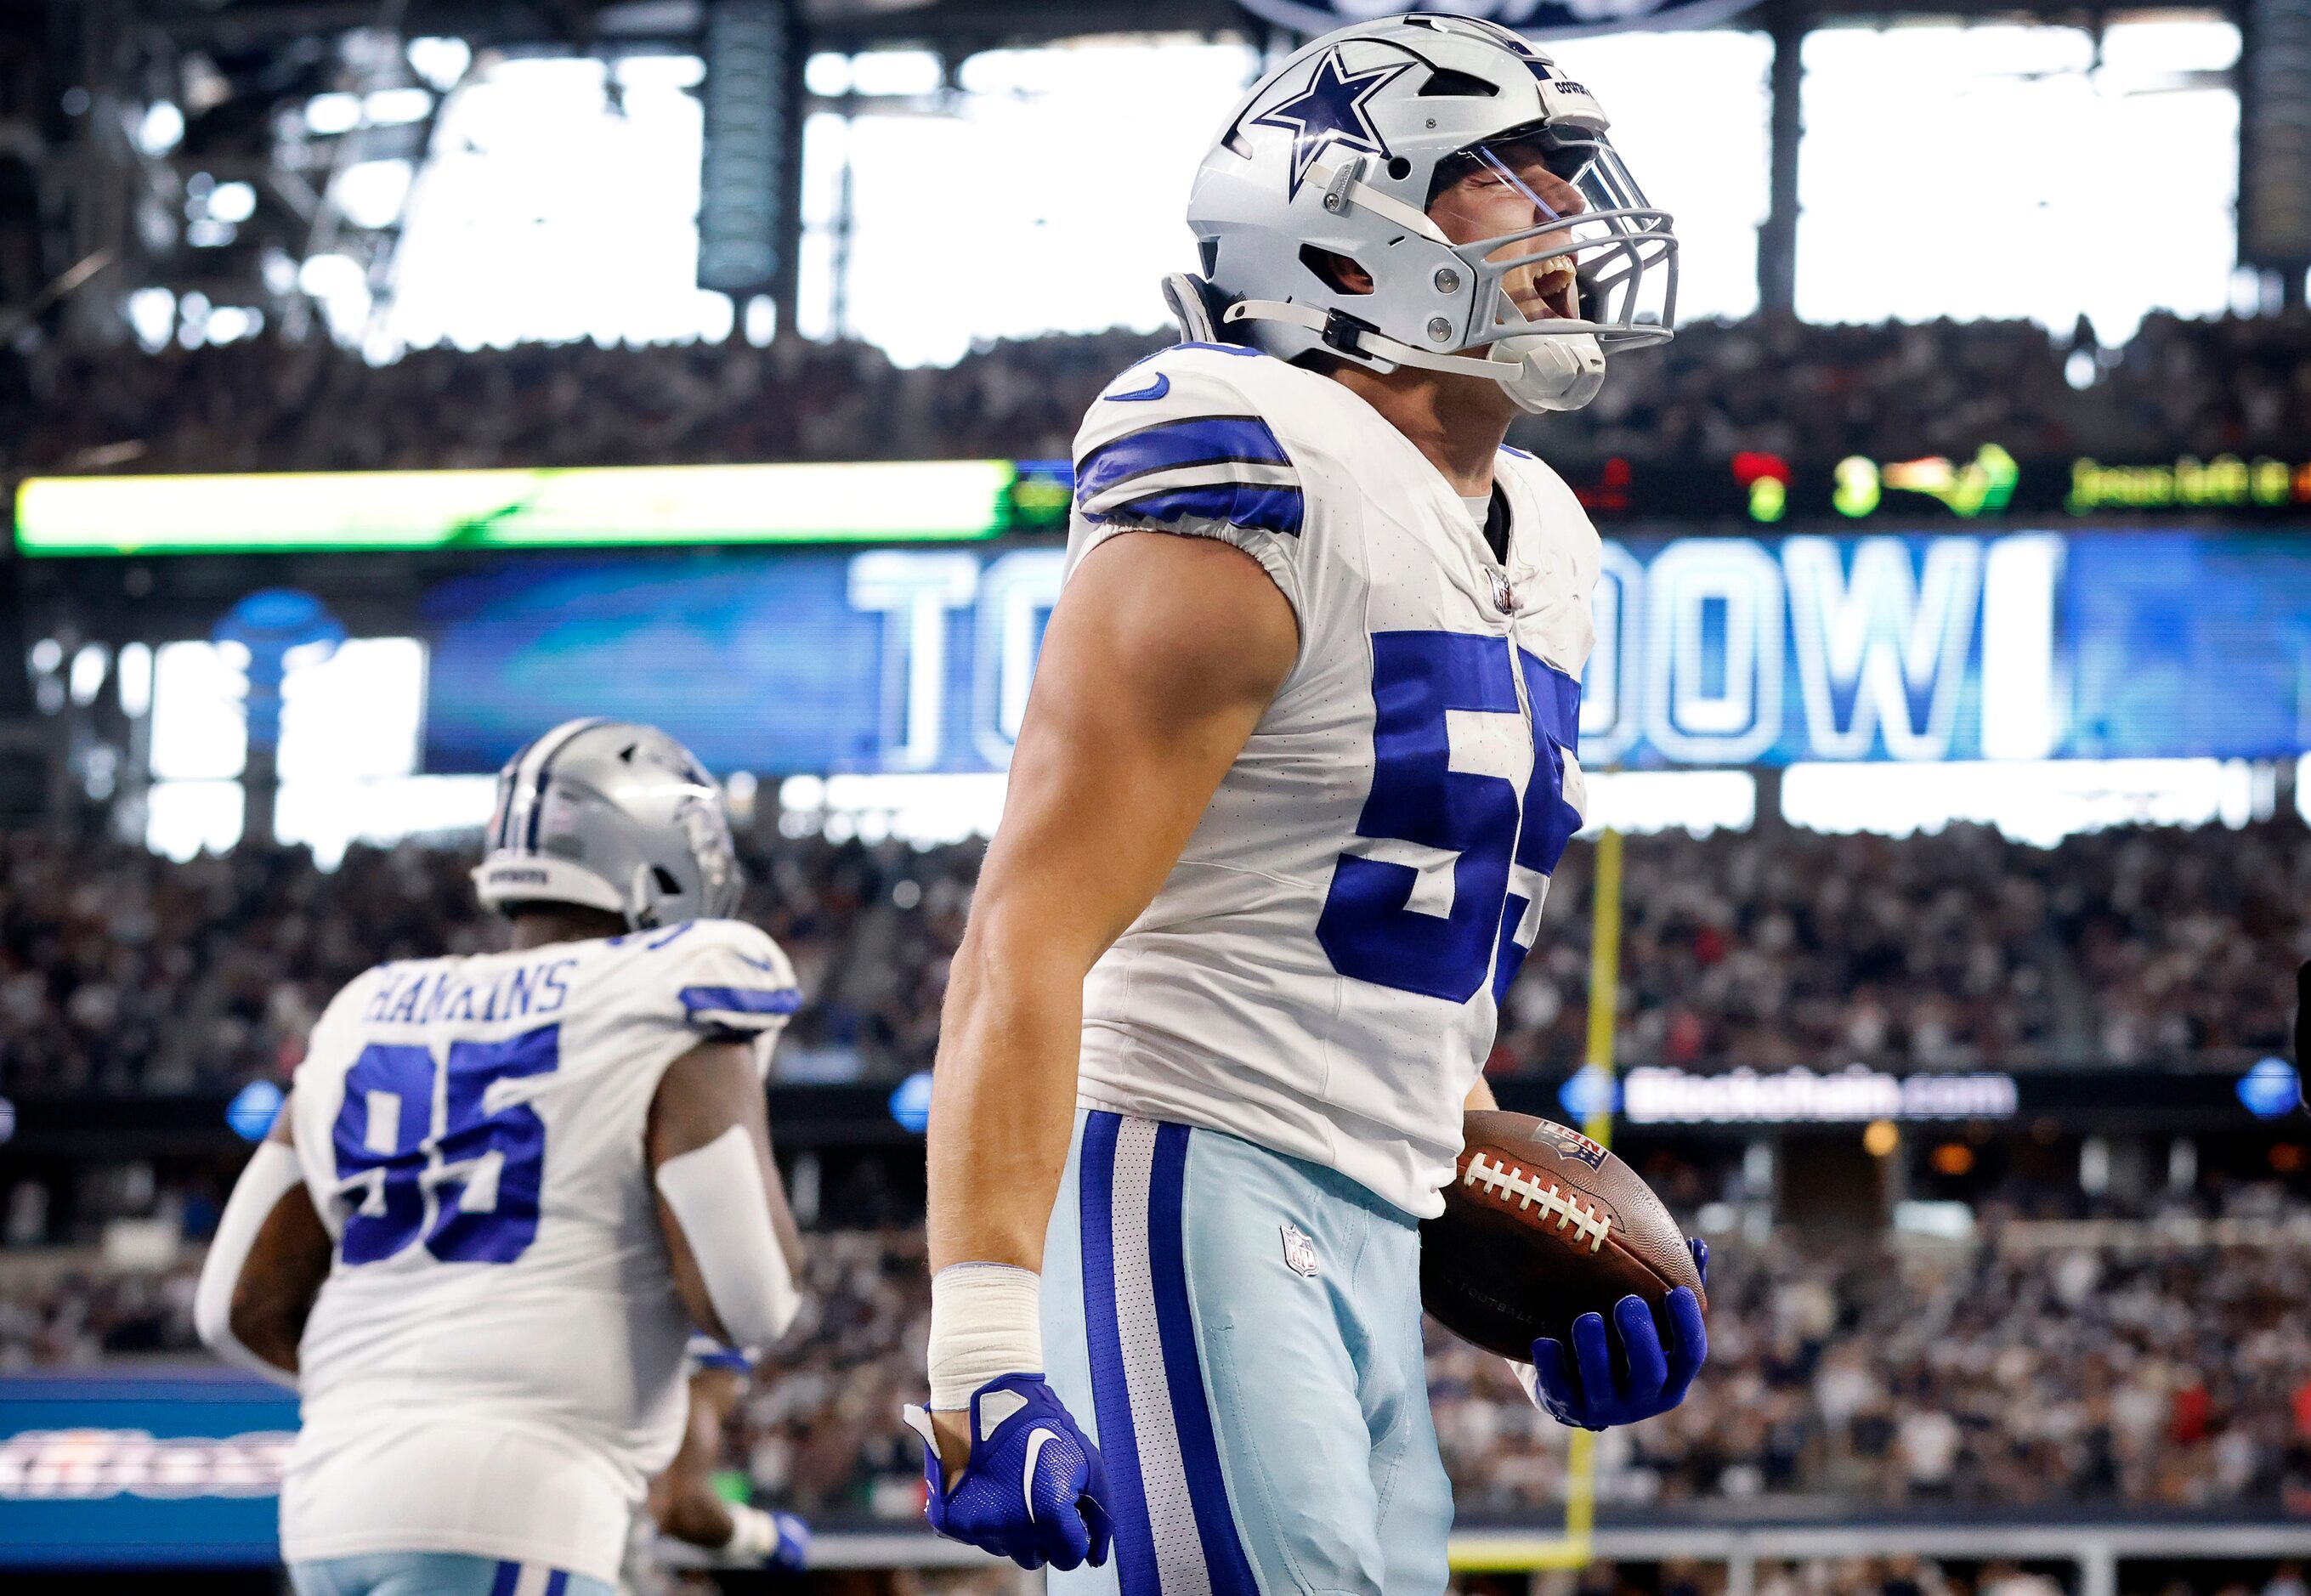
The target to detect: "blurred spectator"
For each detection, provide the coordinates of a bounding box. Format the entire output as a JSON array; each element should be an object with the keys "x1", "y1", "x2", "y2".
[
  {"x1": 1504, "y1": 818, "x2": 2309, "y2": 1072},
  {"x1": 0, "y1": 828, "x2": 982, "y2": 1095},
  {"x1": 10, "y1": 1220, "x2": 2309, "y2": 1518},
  {"x1": 0, "y1": 1262, "x2": 200, "y2": 1368},
  {"x1": 0, "y1": 815, "x2": 2301, "y2": 1098},
  {"x1": 7, "y1": 311, "x2": 2310, "y2": 483}
]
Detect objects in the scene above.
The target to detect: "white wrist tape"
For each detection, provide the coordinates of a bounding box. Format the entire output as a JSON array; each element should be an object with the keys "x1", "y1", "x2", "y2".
[
  {"x1": 717, "y1": 1503, "x2": 779, "y2": 1565},
  {"x1": 1512, "y1": 1357, "x2": 1543, "y2": 1409},
  {"x1": 193, "y1": 1140, "x2": 305, "y2": 1389},
  {"x1": 927, "y1": 1262, "x2": 1042, "y2": 1410},
  {"x1": 654, "y1": 1126, "x2": 802, "y2": 1350}
]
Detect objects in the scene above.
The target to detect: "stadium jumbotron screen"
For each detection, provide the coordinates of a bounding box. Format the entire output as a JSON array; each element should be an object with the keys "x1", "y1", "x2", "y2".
[{"x1": 113, "y1": 529, "x2": 2311, "y2": 777}]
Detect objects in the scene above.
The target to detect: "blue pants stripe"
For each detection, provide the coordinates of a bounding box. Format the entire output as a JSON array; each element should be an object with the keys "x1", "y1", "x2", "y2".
[
  {"x1": 544, "y1": 1574, "x2": 569, "y2": 1596},
  {"x1": 488, "y1": 1565, "x2": 518, "y2": 1596},
  {"x1": 1080, "y1": 1111, "x2": 1159, "y2": 1596},
  {"x1": 1147, "y1": 1122, "x2": 1260, "y2": 1596}
]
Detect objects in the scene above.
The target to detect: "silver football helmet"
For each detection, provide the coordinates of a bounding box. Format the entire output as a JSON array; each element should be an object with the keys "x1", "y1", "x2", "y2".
[
  {"x1": 1167, "y1": 13, "x2": 1675, "y2": 413},
  {"x1": 473, "y1": 719, "x2": 744, "y2": 929}
]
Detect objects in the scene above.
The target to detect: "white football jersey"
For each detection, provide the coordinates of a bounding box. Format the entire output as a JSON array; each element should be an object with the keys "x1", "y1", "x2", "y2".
[
  {"x1": 1066, "y1": 342, "x2": 1597, "y2": 1218},
  {"x1": 280, "y1": 919, "x2": 798, "y2": 1586}
]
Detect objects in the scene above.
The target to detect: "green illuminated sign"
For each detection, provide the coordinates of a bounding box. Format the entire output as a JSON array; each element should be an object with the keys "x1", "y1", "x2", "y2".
[
  {"x1": 14, "y1": 460, "x2": 1034, "y2": 557},
  {"x1": 2065, "y1": 454, "x2": 2311, "y2": 514},
  {"x1": 1832, "y1": 444, "x2": 2019, "y2": 520}
]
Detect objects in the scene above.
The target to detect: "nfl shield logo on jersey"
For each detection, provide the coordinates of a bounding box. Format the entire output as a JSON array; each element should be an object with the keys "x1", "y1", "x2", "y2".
[{"x1": 1280, "y1": 1222, "x2": 1320, "y2": 1279}]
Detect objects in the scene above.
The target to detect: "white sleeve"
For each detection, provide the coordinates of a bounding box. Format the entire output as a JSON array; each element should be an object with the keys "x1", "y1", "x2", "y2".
[
  {"x1": 1066, "y1": 348, "x2": 1308, "y2": 628},
  {"x1": 654, "y1": 1125, "x2": 801, "y2": 1350},
  {"x1": 192, "y1": 1140, "x2": 306, "y2": 1389}
]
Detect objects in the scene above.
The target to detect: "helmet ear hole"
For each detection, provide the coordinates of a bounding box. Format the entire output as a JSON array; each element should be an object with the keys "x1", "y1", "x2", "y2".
[
  {"x1": 1386, "y1": 156, "x2": 1412, "y2": 181},
  {"x1": 1300, "y1": 245, "x2": 1374, "y2": 296},
  {"x1": 652, "y1": 866, "x2": 683, "y2": 896}
]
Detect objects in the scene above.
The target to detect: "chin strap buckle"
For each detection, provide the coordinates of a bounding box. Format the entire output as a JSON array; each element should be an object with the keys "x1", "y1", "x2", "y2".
[{"x1": 1319, "y1": 307, "x2": 1378, "y2": 358}]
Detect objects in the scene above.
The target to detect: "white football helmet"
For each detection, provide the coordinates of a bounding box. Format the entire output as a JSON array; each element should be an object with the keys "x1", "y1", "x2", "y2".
[{"x1": 1165, "y1": 13, "x2": 1675, "y2": 413}]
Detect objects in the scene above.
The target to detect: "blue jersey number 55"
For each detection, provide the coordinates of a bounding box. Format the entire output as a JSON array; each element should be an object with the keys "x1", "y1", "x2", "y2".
[{"x1": 1316, "y1": 630, "x2": 1581, "y2": 1005}]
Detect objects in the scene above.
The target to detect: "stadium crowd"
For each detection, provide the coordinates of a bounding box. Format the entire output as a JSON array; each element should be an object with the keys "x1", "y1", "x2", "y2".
[
  {"x1": 0, "y1": 813, "x2": 2303, "y2": 1519},
  {"x1": 6, "y1": 310, "x2": 2308, "y2": 479},
  {"x1": 0, "y1": 814, "x2": 2299, "y2": 1100},
  {"x1": 9, "y1": 1209, "x2": 2311, "y2": 1519}
]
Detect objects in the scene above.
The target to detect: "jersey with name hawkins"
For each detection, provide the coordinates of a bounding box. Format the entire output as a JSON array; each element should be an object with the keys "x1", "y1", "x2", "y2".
[
  {"x1": 280, "y1": 919, "x2": 799, "y2": 1586},
  {"x1": 1066, "y1": 342, "x2": 1599, "y2": 1219}
]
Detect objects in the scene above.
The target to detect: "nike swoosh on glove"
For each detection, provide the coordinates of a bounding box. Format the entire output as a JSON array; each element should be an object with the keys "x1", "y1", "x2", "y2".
[
  {"x1": 767, "y1": 1511, "x2": 810, "y2": 1570},
  {"x1": 1528, "y1": 1237, "x2": 1708, "y2": 1430},
  {"x1": 902, "y1": 1373, "x2": 1113, "y2": 1571}
]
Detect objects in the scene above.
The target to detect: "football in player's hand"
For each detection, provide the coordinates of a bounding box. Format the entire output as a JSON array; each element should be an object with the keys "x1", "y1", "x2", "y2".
[{"x1": 1420, "y1": 1109, "x2": 1706, "y2": 1361}]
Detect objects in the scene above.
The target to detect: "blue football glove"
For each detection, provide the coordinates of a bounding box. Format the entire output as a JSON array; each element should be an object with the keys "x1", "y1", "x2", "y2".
[
  {"x1": 902, "y1": 1374, "x2": 1113, "y2": 1571},
  {"x1": 663, "y1": 1504, "x2": 810, "y2": 1572},
  {"x1": 766, "y1": 1511, "x2": 810, "y2": 1570},
  {"x1": 1529, "y1": 1237, "x2": 1708, "y2": 1430}
]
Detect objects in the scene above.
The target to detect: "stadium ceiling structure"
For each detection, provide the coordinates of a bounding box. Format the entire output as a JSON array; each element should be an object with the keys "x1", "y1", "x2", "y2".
[{"x1": 1, "y1": 0, "x2": 2296, "y2": 356}]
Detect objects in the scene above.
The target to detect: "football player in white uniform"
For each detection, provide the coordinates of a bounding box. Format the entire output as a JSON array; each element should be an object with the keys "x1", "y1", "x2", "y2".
[
  {"x1": 616, "y1": 1335, "x2": 810, "y2": 1595},
  {"x1": 904, "y1": 16, "x2": 1707, "y2": 1595},
  {"x1": 195, "y1": 720, "x2": 807, "y2": 1596}
]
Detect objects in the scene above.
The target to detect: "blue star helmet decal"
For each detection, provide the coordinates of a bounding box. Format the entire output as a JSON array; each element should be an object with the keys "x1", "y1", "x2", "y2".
[{"x1": 1250, "y1": 47, "x2": 1414, "y2": 198}]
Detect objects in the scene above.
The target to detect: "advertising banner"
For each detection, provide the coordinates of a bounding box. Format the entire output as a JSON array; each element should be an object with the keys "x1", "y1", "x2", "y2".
[{"x1": 0, "y1": 1368, "x2": 295, "y2": 1567}]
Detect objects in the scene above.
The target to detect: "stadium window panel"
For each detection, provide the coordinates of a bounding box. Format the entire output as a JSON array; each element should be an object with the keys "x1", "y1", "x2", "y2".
[
  {"x1": 778, "y1": 772, "x2": 1009, "y2": 846},
  {"x1": 276, "y1": 638, "x2": 428, "y2": 784},
  {"x1": 149, "y1": 642, "x2": 249, "y2": 781},
  {"x1": 146, "y1": 780, "x2": 246, "y2": 862},
  {"x1": 387, "y1": 54, "x2": 734, "y2": 352},
  {"x1": 275, "y1": 775, "x2": 498, "y2": 869},
  {"x1": 1536, "y1": 31, "x2": 1771, "y2": 322},
  {"x1": 806, "y1": 40, "x2": 1261, "y2": 365},
  {"x1": 1795, "y1": 17, "x2": 2240, "y2": 340}
]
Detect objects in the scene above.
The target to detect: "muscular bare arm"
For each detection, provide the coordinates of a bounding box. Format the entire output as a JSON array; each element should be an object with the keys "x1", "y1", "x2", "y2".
[
  {"x1": 924, "y1": 531, "x2": 1296, "y2": 1462},
  {"x1": 646, "y1": 1039, "x2": 802, "y2": 1348},
  {"x1": 649, "y1": 1363, "x2": 748, "y2": 1548}
]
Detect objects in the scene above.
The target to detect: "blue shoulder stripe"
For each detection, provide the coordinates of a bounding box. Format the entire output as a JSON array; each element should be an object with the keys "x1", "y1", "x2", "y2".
[
  {"x1": 1077, "y1": 415, "x2": 1291, "y2": 503},
  {"x1": 679, "y1": 985, "x2": 803, "y2": 1018},
  {"x1": 687, "y1": 1333, "x2": 753, "y2": 1373},
  {"x1": 1087, "y1": 480, "x2": 1305, "y2": 540}
]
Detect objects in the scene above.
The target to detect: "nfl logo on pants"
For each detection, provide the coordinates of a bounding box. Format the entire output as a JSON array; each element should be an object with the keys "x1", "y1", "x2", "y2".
[{"x1": 1280, "y1": 1223, "x2": 1319, "y2": 1279}]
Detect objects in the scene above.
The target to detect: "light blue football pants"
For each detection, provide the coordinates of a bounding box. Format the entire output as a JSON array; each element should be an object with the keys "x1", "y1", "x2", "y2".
[
  {"x1": 1042, "y1": 1109, "x2": 1453, "y2": 1596},
  {"x1": 288, "y1": 1553, "x2": 615, "y2": 1596}
]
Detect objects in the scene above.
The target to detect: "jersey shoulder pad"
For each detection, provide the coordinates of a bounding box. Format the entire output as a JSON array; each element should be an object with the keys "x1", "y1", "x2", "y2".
[
  {"x1": 1072, "y1": 344, "x2": 1306, "y2": 542},
  {"x1": 1497, "y1": 443, "x2": 1586, "y2": 515},
  {"x1": 1498, "y1": 444, "x2": 1600, "y2": 555},
  {"x1": 633, "y1": 919, "x2": 801, "y2": 1037}
]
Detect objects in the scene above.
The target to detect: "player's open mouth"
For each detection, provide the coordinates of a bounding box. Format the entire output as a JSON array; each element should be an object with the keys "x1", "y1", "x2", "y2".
[{"x1": 1506, "y1": 255, "x2": 1581, "y2": 323}]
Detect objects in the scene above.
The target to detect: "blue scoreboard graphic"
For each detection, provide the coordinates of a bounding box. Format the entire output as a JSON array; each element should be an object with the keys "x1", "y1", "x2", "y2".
[{"x1": 416, "y1": 530, "x2": 2311, "y2": 774}]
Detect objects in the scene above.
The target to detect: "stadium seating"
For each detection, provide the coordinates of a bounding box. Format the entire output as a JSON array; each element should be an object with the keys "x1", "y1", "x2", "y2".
[{"x1": 8, "y1": 313, "x2": 2308, "y2": 480}]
